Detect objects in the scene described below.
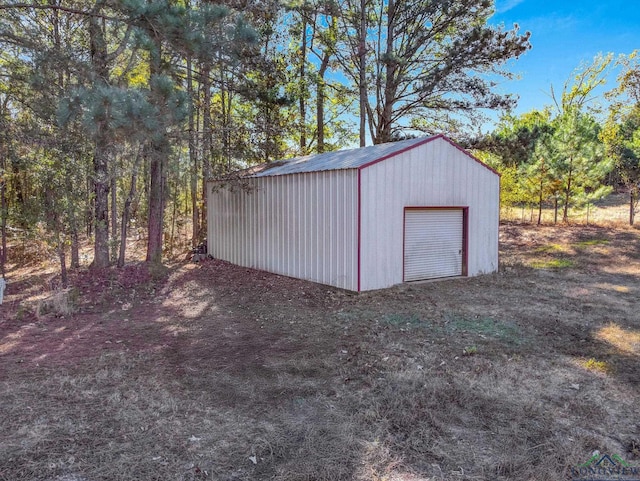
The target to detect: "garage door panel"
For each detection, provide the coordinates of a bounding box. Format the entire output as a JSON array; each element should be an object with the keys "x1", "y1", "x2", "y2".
[{"x1": 404, "y1": 209, "x2": 463, "y2": 281}]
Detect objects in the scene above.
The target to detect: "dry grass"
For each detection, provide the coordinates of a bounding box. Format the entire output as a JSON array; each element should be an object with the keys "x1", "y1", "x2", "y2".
[
  {"x1": 2, "y1": 222, "x2": 640, "y2": 480},
  {"x1": 35, "y1": 289, "x2": 78, "y2": 319},
  {"x1": 501, "y1": 192, "x2": 635, "y2": 226},
  {"x1": 596, "y1": 324, "x2": 640, "y2": 354}
]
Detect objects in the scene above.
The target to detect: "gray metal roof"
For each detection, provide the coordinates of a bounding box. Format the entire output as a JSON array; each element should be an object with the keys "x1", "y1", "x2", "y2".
[{"x1": 249, "y1": 135, "x2": 438, "y2": 177}]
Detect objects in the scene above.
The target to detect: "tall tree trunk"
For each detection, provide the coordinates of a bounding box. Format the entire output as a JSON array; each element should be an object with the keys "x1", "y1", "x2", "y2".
[
  {"x1": 563, "y1": 164, "x2": 573, "y2": 223},
  {"x1": 64, "y1": 167, "x2": 80, "y2": 268},
  {"x1": 200, "y1": 63, "x2": 212, "y2": 240},
  {"x1": 146, "y1": 38, "x2": 169, "y2": 265},
  {"x1": 537, "y1": 186, "x2": 543, "y2": 225},
  {"x1": 110, "y1": 162, "x2": 118, "y2": 262},
  {"x1": 630, "y1": 190, "x2": 636, "y2": 226},
  {"x1": 379, "y1": 0, "x2": 396, "y2": 144},
  {"x1": 146, "y1": 146, "x2": 166, "y2": 264},
  {"x1": 118, "y1": 147, "x2": 142, "y2": 267},
  {"x1": 0, "y1": 132, "x2": 6, "y2": 279},
  {"x1": 187, "y1": 55, "x2": 199, "y2": 245},
  {"x1": 86, "y1": 176, "x2": 93, "y2": 237},
  {"x1": 58, "y1": 242, "x2": 68, "y2": 288},
  {"x1": 299, "y1": 18, "x2": 307, "y2": 153},
  {"x1": 169, "y1": 185, "x2": 177, "y2": 256},
  {"x1": 71, "y1": 230, "x2": 79, "y2": 268},
  {"x1": 358, "y1": 0, "x2": 367, "y2": 147},
  {"x1": 219, "y1": 65, "x2": 232, "y2": 172},
  {"x1": 316, "y1": 52, "x2": 330, "y2": 153},
  {"x1": 89, "y1": 7, "x2": 111, "y2": 268},
  {"x1": 0, "y1": 95, "x2": 8, "y2": 278},
  {"x1": 93, "y1": 134, "x2": 110, "y2": 267}
]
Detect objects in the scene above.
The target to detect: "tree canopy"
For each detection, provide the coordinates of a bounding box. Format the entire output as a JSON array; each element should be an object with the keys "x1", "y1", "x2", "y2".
[{"x1": 19, "y1": 1, "x2": 640, "y2": 283}]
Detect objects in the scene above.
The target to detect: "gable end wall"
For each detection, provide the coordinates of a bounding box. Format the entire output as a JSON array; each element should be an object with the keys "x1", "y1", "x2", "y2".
[{"x1": 358, "y1": 138, "x2": 499, "y2": 291}]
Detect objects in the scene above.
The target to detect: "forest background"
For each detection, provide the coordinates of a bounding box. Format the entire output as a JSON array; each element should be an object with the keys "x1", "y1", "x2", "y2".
[{"x1": 0, "y1": 0, "x2": 638, "y2": 285}]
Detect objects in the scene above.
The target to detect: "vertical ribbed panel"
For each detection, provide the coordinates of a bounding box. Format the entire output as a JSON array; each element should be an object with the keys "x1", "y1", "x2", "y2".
[
  {"x1": 359, "y1": 137, "x2": 499, "y2": 290},
  {"x1": 208, "y1": 137, "x2": 498, "y2": 292},
  {"x1": 404, "y1": 209, "x2": 463, "y2": 281},
  {"x1": 207, "y1": 170, "x2": 358, "y2": 291}
]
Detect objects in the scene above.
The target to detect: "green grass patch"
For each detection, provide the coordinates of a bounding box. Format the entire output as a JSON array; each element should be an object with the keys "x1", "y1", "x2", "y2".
[
  {"x1": 529, "y1": 258, "x2": 575, "y2": 269},
  {"x1": 578, "y1": 357, "x2": 611, "y2": 374},
  {"x1": 534, "y1": 243, "x2": 567, "y2": 253},
  {"x1": 444, "y1": 315, "x2": 524, "y2": 345},
  {"x1": 574, "y1": 239, "x2": 609, "y2": 247}
]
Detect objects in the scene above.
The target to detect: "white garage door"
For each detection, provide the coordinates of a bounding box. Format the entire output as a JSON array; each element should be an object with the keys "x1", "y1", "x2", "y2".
[{"x1": 404, "y1": 209, "x2": 464, "y2": 281}]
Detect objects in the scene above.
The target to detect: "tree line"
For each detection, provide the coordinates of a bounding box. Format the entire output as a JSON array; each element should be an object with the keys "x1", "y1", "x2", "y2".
[
  {"x1": 471, "y1": 52, "x2": 640, "y2": 226},
  {"x1": 0, "y1": 0, "x2": 530, "y2": 281}
]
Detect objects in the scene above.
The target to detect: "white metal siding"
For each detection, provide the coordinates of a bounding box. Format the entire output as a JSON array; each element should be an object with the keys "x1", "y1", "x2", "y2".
[
  {"x1": 359, "y1": 138, "x2": 499, "y2": 291},
  {"x1": 404, "y1": 209, "x2": 463, "y2": 281},
  {"x1": 207, "y1": 170, "x2": 358, "y2": 291}
]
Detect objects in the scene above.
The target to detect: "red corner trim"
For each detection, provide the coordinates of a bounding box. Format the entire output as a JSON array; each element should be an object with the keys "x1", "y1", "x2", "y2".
[{"x1": 357, "y1": 169, "x2": 362, "y2": 292}]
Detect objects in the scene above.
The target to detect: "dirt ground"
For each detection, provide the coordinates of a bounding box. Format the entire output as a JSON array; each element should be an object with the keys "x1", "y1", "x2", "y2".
[{"x1": 1, "y1": 223, "x2": 640, "y2": 481}]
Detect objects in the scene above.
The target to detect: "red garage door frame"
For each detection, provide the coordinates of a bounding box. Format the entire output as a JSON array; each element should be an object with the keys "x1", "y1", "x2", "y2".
[{"x1": 402, "y1": 206, "x2": 469, "y2": 282}]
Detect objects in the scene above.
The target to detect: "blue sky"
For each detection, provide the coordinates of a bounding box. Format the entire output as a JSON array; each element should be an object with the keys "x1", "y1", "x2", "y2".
[{"x1": 489, "y1": 0, "x2": 640, "y2": 123}]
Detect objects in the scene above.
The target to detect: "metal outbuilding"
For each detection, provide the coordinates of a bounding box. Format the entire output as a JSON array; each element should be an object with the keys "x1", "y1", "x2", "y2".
[{"x1": 207, "y1": 135, "x2": 499, "y2": 292}]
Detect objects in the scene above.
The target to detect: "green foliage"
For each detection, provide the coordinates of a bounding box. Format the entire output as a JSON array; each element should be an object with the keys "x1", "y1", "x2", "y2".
[
  {"x1": 475, "y1": 54, "x2": 621, "y2": 222},
  {"x1": 474, "y1": 150, "x2": 525, "y2": 209},
  {"x1": 0, "y1": 0, "x2": 632, "y2": 271},
  {"x1": 544, "y1": 110, "x2": 613, "y2": 217},
  {"x1": 482, "y1": 109, "x2": 554, "y2": 167},
  {"x1": 557, "y1": 52, "x2": 614, "y2": 114},
  {"x1": 574, "y1": 239, "x2": 609, "y2": 247}
]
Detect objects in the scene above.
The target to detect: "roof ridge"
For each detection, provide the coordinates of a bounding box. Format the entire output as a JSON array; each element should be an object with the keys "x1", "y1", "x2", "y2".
[{"x1": 248, "y1": 136, "x2": 437, "y2": 178}]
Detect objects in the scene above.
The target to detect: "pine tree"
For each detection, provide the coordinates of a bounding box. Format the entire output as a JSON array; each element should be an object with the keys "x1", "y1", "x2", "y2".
[{"x1": 543, "y1": 110, "x2": 612, "y2": 223}]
